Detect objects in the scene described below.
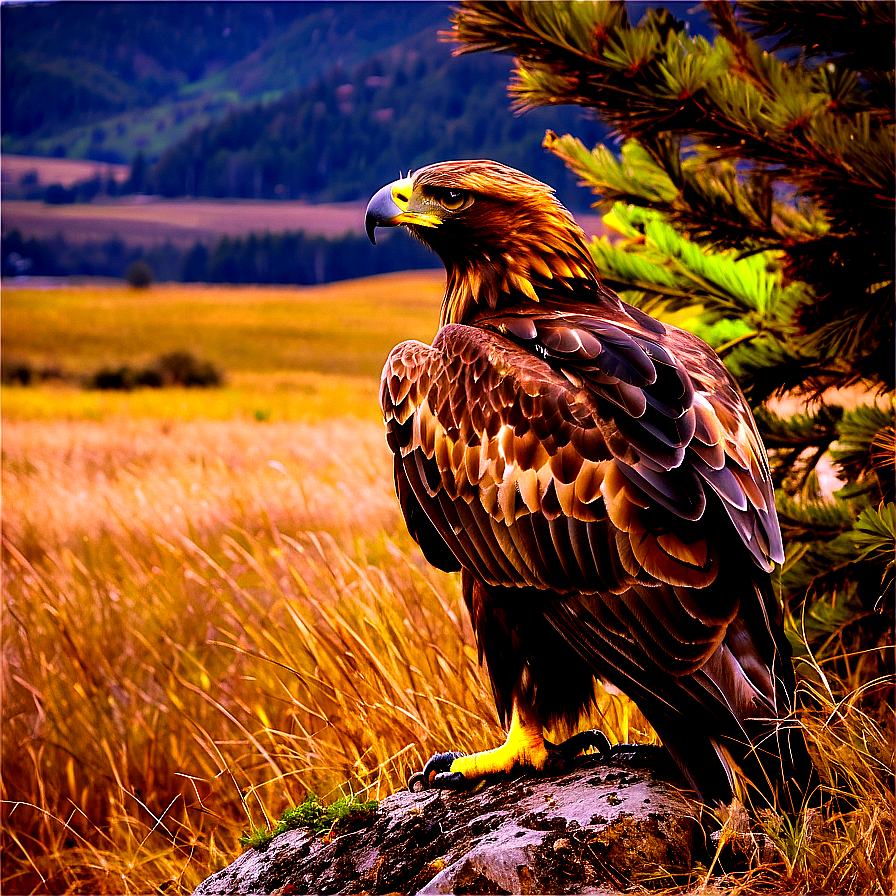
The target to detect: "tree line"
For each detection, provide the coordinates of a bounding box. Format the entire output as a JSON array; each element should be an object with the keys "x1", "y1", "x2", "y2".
[{"x1": 1, "y1": 227, "x2": 439, "y2": 285}]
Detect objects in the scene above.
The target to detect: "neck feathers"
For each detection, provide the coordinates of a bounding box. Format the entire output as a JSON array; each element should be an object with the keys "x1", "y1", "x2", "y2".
[{"x1": 439, "y1": 224, "x2": 604, "y2": 327}]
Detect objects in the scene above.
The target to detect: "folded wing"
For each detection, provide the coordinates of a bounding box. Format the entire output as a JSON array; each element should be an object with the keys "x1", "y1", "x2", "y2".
[{"x1": 381, "y1": 316, "x2": 782, "y2": 678}]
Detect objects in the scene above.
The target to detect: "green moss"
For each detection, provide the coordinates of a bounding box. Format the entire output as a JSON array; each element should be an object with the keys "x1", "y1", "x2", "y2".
[{"x1": 239, "y1": 794, "x2": 379, "y2": 851}]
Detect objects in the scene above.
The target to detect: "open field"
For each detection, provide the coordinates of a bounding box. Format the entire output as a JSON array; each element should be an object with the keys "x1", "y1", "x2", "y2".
[
  {"x1": 2, "y1": 197, "x2": 371, "y2": 247},
  {"x1": 2, "y1": 193, "x2": 607, "y2": 249},
  {"x1": 2, "y1": 277, "x2": 893, "y2": 894},
  {"x1": 2, "y1": 273, "x2": 444, "y2": 381},
  {"x1": 3, "y1": 273, "x2": 448, "y2": 424},
  {"x1": 2, "y1": 154, "x2": 130, "y2": 188}
]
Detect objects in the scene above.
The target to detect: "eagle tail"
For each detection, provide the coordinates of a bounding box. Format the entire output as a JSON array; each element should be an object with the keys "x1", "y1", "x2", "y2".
[
  {"x1": 543, "y1": 580, "x2": 819, "y2": 813},
  {"x1": 680, "y1": 579, "x2": 820, "y2": 814}
]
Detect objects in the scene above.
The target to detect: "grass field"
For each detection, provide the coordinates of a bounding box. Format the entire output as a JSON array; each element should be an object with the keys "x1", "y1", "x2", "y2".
[
  {"x1": 2, "y1": 155, "x2": 130, "y2": 188},
  {"x1": 2, "y1": 274, "x2": 444, "y2": 383},
  {"x1": 2, "y1": 197, "x2": 376, "y2": 247},
  {"x1": 2, "y1": 277, "x2": 892, "y2": 894}
]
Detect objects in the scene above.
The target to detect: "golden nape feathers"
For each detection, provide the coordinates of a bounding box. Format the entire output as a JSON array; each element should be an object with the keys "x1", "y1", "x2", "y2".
[{"x1": 368, "y1": 160, "x2": 817, "y2": 813}]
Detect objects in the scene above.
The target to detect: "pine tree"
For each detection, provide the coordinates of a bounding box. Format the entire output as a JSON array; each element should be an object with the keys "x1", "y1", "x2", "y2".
[{"x1": 450, "y1": 0, "x2": 894, "y2": 675}]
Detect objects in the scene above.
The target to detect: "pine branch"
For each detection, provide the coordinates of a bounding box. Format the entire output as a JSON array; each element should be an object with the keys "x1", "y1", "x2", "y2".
[
  {"x1": 831, "y1": 403, "x2": 894, "y2": 495},
  {"x1": 452, "y1": 1, "x2": 895, "y2": 218},
  {"x1": 545, "y1": 130, "x2": 828, "y2": 252},
  {"x1": 755, "y1": 405, "x2": 842, "y2": 450},
  {"x1": 594, "y1": 202, "x2": 808, "y2": 327},
  {"x1": 734, "y1": 0, "x2": 896, "y2": 72},
  {"x1": 723, "y1": 336, "x2": 845, "y2": 404},
  {"x1": 776, "y1": 489, "x2": 856, "y2": 539},
  {"x1": 850, "y1": 502, "x2": 896, "y2": 596}
]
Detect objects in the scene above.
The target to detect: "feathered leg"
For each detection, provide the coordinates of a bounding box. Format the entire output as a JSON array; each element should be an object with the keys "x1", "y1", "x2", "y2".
[{"x1": 409, "y1": 574, "x2": 609, "y2": 790}]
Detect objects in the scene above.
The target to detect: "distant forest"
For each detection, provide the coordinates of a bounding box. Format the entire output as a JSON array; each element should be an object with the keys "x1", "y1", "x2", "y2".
[
  {"x1": 2, "y1": 3, "x2": 451, "y2": 161},
  {"x1": 145, "y1": 32, "x2": 606, "y2": 204},
  {"x1": 1, "y1": 228, "x2": 440, "y2": 285}
]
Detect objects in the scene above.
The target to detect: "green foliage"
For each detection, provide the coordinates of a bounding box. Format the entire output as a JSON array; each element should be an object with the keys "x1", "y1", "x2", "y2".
[
  {"x1": 239, "y1": 794, "x2": 379, "y2": 850},
  {"x1": 452, "y1": 0, "x2": 894, "y2": 670}
]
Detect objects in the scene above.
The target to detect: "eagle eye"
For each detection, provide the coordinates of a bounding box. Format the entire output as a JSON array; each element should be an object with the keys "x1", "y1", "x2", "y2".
[{"x1": 438, "y1": 189, "x2": 469, "y2": 212}]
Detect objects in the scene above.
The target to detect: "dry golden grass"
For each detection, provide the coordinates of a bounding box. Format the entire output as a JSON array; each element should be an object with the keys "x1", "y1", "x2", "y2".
[
  {"x1": 1, "y1": 412, "x2": 481, "y2": 892},
  {"x1": 3, "y1": 410, "x2": 893, "y2": 895},
  {"x1": 1, "y1": 372, "x2": 384, "y2": 424},
  {"x1": 2, "y1": 417, "x2": 396, "y2": 555},
  {"x1": 1, "y1": 408, "x2": 655, "y2": 894},
  {"x1": 2, "y1": 280, "x2": 892, "y2": 895}
]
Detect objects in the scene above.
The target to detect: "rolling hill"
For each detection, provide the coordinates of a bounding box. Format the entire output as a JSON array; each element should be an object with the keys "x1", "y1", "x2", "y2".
[{"x1": 1, "y1": 2, "x2": 449, "y2": 164}]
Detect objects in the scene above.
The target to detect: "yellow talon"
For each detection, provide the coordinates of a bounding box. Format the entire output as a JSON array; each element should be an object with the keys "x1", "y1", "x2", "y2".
[{"x1": 449, "y1": 698, "x2": 548, "y2": 779}]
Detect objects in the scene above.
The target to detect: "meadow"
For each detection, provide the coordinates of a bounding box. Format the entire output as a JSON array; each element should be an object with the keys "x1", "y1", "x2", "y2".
[
  {"x1": 2, "y1": 197, "x2": 374, "y2": 248},
  {"x1": 2, "y1": 277, "x2": 892, "y2": 894},
  {"x1": 2, "y1": 156, "x2": 130, "y2": 189}
]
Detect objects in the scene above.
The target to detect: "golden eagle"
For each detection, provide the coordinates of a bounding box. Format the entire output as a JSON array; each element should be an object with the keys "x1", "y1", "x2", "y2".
[{"x1": 366, "y1": 160, "x2": 816, "y2": 811}]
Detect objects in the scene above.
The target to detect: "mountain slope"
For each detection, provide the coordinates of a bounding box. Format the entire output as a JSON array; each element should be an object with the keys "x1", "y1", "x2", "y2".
[
  {"x1": 148, "y1": 29, "x2": 606, "y2": 208},
  {"x1": 2, "y1": 1, "x2": 606, "y2": 209},
  {"x1": 1, "y1": 2, "x2": 449, "y2": 162}
]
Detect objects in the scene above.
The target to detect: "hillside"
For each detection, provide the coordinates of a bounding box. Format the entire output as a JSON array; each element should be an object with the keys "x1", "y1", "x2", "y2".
[
  {"x1": 1, "y1": 2, "x2": 449, "y2": 163},
  {"x1": 147, "y1": 27, "x2": 606, "y2": 207},
  {"x1": 2, "y1": 1, "x2": 606, "y2": 210}
]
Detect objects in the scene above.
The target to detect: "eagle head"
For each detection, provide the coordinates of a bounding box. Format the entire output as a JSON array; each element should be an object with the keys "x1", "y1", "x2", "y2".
[{"x1": 366, "y1": 160, "x2": 599, "y2": 325}]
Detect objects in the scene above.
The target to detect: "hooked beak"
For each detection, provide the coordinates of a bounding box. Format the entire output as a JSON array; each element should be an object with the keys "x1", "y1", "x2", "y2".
[{"x1": 365, "y1": 176, "x2": 440, "y2": 244}]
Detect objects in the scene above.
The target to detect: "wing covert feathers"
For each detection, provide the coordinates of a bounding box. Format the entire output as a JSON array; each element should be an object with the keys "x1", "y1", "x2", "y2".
[{"x1": 381, "y1": 313, "x2": 783, "y2": 675}]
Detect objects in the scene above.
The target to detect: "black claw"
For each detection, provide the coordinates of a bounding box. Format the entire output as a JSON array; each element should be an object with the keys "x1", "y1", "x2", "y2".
[
  {"x1": 557, "y1": 729, "x2": 612, "y2": 761},
  {"x1": 431, "y1": 771, "x2": 469, "y2": 789},
  {"x1": 408, "y1": 751, "x2": 466, "y2": 791},
  {"x1": 407, "y1": 771, "x2": 426, "y2": 792},
  {"x1": 542, "y1": 728, "x2": 613, "y2": 775}
]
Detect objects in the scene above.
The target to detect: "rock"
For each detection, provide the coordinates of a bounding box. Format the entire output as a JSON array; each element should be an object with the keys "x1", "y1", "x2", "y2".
[{"x1": 194, "y1": 755, "x2": 702, "y2": 895}]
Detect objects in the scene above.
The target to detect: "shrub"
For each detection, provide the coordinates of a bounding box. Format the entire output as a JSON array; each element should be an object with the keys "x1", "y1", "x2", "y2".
[
  {"x1": 1, "y1": 358, "x2": 34, "y2": 386},
  {"x1": 152, "y1": 350, "x2": 223, "y2": 387},
  {"x1": 85, "y1": 351, "x2": 223, "y2": 390},
  {"x1": 125, "y1": 259, "x2": 153, "y2": 289}
]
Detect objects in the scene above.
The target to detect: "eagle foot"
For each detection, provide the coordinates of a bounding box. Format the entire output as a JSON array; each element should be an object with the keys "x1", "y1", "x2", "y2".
[
  {"x1": 545, "y1": 728, "x2": 613, "y2": 767},
  {"x1": 408, "y1": 751, "x2": 468, "y2": 792},
  {"x1": 408, "y1": 730, "x2": 614, "y2": 792}
]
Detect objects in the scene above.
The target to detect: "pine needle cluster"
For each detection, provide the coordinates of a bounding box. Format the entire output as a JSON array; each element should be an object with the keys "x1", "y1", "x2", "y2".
[{"x1": 450, "y1": 0, "x2": 894, "y2": 678}]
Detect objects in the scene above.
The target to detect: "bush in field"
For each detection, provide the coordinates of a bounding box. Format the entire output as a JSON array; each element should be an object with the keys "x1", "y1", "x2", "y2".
[
  {"x1": 1, "y1": 358, "x2": 34, "y2": 386},
  {"x1": 153, "y1": 350, "x2": 223, "y2": 387},
  {"x1": 125, "y1": 259, "x2": 154, "y2": 289},
  {"x1": 86, "y1": 351, "x2": 223, "y2": 390},
  {"x1": 1, "y1": 356, "x2": 69, "y2": 386}
]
